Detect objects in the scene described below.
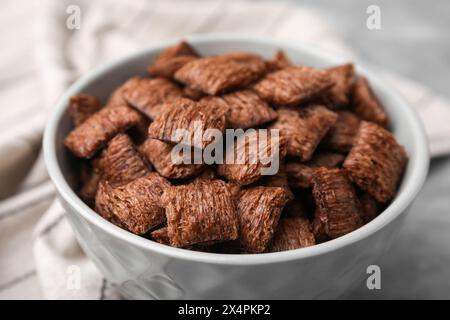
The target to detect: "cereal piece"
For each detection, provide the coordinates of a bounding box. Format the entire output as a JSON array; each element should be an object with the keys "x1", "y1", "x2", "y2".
[
  {"x1": 182, "y1": 86, "x2": 205, "y2": 101},
  {"x1": 174, "y1": 55, "x2": 265, "y2": 95},
  {"x1": 219, "y1": 52, "x2": 266, "y2": 75},
  {"x1": 163, "y1": 180, "x2": 239, "y2": 247},
  {"x1": 359, "y1": 192, "x2": 379, "y2": 223},
  {"x1": 146, "y1": 97, "x2": 194, "y2": 121},
  {"x1": 95, "y1": 173, "x2": 170, "y2": 234},
  {"x1": 323, "y1": 111, "x2": 360, "y2": 152},
  {"x1": 191, "y1": 168, "x2": 217, "y2": 182},
  {"x1": 259, "y1": 167, "x2": 294, "y2": 199},
  {"x1": 238, "y1": 186, "x2": 292, "y2": 252},
  {"x1": 323, "y1": 64, "x2": 356, "y2": 108},
  {"x1": 217, "y1": 130, "x2": 286, "y2": 185},
  {"x1": 312, "y1": 167, "x2": 363, "y2": 238},
  {"x1": 106, "y1": 78, "x2": 140, "y2": 107},
  {"x1": 140, "y1": 138, "x2": 204, "y2": 179},
  {"x1": 269, "y1": 105, "x2": 337, "y2": 160},
  {"x1": 122, "y1": 77, "x2": 182, "y2": 118},
  {"x1": 69, "y1": 95, "x2": 102, "y2": 127},
  {"x1": 343, "y1": 121, "x2": 407, "y2": 203},
  {"x1": 286, "y1": 152, "x2": 345, "y2": 188},
  {"x1": 351, "y1": 77, "x2": 388, "y2": 127},
  {"x1": 98, "y1": 134, "x2": 149, "y2": 187},
  {"x1": 205, "y1": 90, "x2": 277, "y2": 129},
  {"x1": 311, "y1": 209, "x2": 329, "y2": 243},
  {"x1": 253, "y1": 65, "x2": 335, "y2": 106},
  {"x1": 266, "y1": 50, "x2": 291, "y2": 72},
  {"x1": 64, "y1": 105, "x2": 143, "y2": 158},
  {"x1": 151, "y1": 227, "x2": 170, "y2": 245},
  {"x1": 78, "y1": 158, "x2": 101, "y2": 206},
  {"x1": 148, "y1": 99, "x2": 226, "y2": 149},
  {"x1": 148, "y1": 41, "x2": 199, "y2": 78},
  {"x1": 268, "y1": 217, "x2": 315, "y2": 252}
]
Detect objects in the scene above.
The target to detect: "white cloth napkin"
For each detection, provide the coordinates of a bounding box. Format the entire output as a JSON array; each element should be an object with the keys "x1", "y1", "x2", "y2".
[{"x1": 1, "y1": 0, "x2": 450, "y2": 299}]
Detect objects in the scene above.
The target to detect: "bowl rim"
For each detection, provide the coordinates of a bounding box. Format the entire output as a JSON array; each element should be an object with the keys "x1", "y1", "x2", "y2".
[{"x1": 43, "y1": 33, "x2": 429, "y2": 266}]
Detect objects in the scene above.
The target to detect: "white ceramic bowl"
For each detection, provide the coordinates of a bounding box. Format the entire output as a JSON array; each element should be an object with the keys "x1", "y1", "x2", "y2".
[{"x1": 43, "y1": 34, "x2": 429, "y2": 299}]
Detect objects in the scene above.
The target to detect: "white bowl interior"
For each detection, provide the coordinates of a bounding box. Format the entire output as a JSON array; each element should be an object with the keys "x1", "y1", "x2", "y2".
[{"x1": 45, "y1": 35, "x2": 429, "y2": 264}]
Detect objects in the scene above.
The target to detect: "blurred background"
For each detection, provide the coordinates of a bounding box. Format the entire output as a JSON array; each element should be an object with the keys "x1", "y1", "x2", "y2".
[{"x1": 0, "y1": 0, "x2": 449, "y2": 299}]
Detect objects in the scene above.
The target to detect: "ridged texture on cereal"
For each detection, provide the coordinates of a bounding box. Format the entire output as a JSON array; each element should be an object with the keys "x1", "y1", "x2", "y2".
[
  {"x1": 253, "y1": 65, "x2": 335, "y2": 106},
  {"x1": 147, "y1": 41, "x2": 199, "y2": 79},
  {"x1": 268, "y1": 217, "x2": 315, "y2": 252},
  {"x1": 312, "y1": 209, "x2": 329, "y2": 243},
  {"x1": 238, "y1": 186, "x2": 292, "y2": 252},
  {"x1": 98, "y1": 134, "x2": 149, "y2": 187},
  {"x1": 202, "y1": 90, "x2": 277, "y2": 129},
  {"x1": 323, "y1": 64, "x2": 356, "y2": 108},
  {"x1": 64, "y1": 105, "x2": 143, "y2": 158},
  {"x1": 122, "y1": 77, "x2": 182, "y2": 118},
  {"x1": 151, "y1": 227, "x2": 170, "y2": 245},
  {"x1": 344, "y1": 121, "x2": 407, "y2": 202},
  {"x1": 148, "y1": 99, "x2": 225, "y2": 149},
  {"x1": 323, "y1": 111, "x2": 360, "y2": 152},
  {"x1": 265, "y1": 50, "x2": 291, "y2": 72},
  {"x1": 162, "y1": 180, "x2": 239, "y2": 247},
  {"x1": 95, "y1": 173, "x2": 170, "y2": 234},
  {"x1": 352, "y1": 77, "x2": 388, "y2": 127},
  {"x1": 69, "y1": 95, "x2": 102, "y2": 127},
  {"x1": 174, "y1": 54, "x2": 265, "y2": 95},
  {"x1": 286, "y1": 152, "x2": 345, "y2": 188},
  {"x1": 217, "y1": 130, "x2": 286, "y2": 185},
  {"x1": 140, "y1": 138, "x2": 204, "y2": 179},
  {"x1": 312, "y1": 167, "x2": 363, "y2": 239},
  {"x1": 269, "y1": 105, "x2": 337, "y2": 161}
]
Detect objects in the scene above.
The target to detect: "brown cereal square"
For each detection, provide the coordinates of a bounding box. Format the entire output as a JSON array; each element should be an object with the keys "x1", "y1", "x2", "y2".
[
  {"x1": 139, "y1": 138, "x2": 204, "y2": 179},
  {"x1": 312, "y1": 167, "x2": 363, "y2": 238},
  {"x1": 286, "y1": 152, "x2": 345, "y2": 189},
  {"x1": 95, "y1": 173, "x2": 170, "y2": 234},
  {"x1": 323, "y1": 63, "x2": 356, "y2": 108},
  {"x1": 269, "y1": 105, "x2": 337, "y2": 161},
  {"x1": 148, "y1": 41, "x2": 199, "y2": 78},
  {"x1": 323, "y1": 111, "x2": 360, "y2": 152},
  {"x1": 343, "y1": 121, "x2": 407, "y2": 203},
  {"x1": 237, "y1": 186, "x2": 292, "y2": 252},
  {"x1": 148, "y1": 98, "x2": 225, "y2": 149},
  {"x1": 122, "y1": 77, "x2": 182, "y2": 118},
  {"x1": 268, "y1": 217, "x2": 315, "y2": 252},
  {"x1": 174, "y1": 55, "x2": 265, "y2": 95},
  {"x1": 98, "y1": 133, "x2": 150, "y2": 187},
  {"x1": 163, "y1": 180, "x2": 239, "y2": 247},
  {"x1": 217, "y1": 130, "x2": 286, "y2": 185},
  {"x1": 202, "y1": 90, "x2": 277, "y2": 129},
  {"x1": 151, "y1": 227, "x2": 170, "y2": 245},
  {"x1": 69, "y1": 94, "x2": 102, "y2": 127},
  {"x1": 253, "y1": 65, "x2": 335, "y2": 106},
  {"x1": 352, "y1": 77, "x2": 388, "y2": 127},
  {"x1": 265, "y1": 50, "x2": 291, "y2": 72},
  {"x1": 64, "y1": 105, "x2": 143, "y2": 158}
]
